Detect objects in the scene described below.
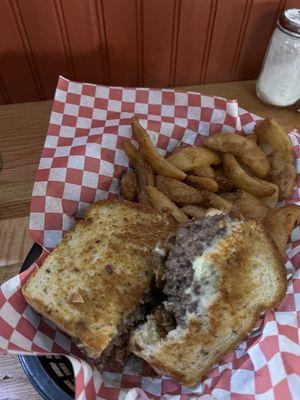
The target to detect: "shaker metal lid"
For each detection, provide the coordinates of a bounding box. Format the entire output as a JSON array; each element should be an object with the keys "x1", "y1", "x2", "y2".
[{"x1": 279, "y1": 9, "x2": 300, "y2": 36}]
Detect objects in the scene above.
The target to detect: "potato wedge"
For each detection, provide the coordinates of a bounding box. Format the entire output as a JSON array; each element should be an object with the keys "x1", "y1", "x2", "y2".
[
  {"x1": 270, "y1": 160, "x2": 296, "y2": 200},
  {"x1": 166, "y1": 146, "x2": 221, "y2": 172},
  {"x1": 170, "y1": 145, "x2": 183, "y2": 155},
  {"x1": 255, "y1": 118, "x2": 294, "y2": 162},
  {"x1": 186, "y1": 175, "x2": 218, "y2": 192},
  {"x1": 255, "y1": 118, "x2": 296, "y2": 200},
  {"x1": 264, "y1": 204, "x2": 300, "y2": 256},
  {"x1": 214, "y1": 167, "x2": 236, "y2": 192},
  {"x1": 146, "y1": 185, "x2": 188, "y2": 223},
  {"x1": 120, "y1": 141, "x2": 154, "y2": 185},
  {"x1": 246, "y1": 134, "x2": 258, "y2": 144},
  {"x1": 156, "y1": 175, "x2": 203, "y2": 204},
  {"x1": 181, "y1": 205, "x2": 206, "y2": 218},
  {"x1": 220, "y1": 192, "x2": 239, "y2": 202},
  {"x1": 120, "y1": 140, "x2": 154, "y2": 204},
  {"x1": 190, "y1": 165, "x2": 215, "y2": 178},
  {"x1": 200, "y1": 190, "x2": 232, "y2": 210},
  {"x1": 203, "y1": 133, "x2": 270, "y2": 178},
  {"x1": 260, "y1": 182, "x2": 279, "y2": 208},
  {"x1": 131, "y1": 117, "x2": 186, "y2": 180},
  {"x1": 234, "y1": 190, "x2": 270, "y2": 220},
  {"x1": 223, "y1": 153, "x2": 275, "y2": 197},
  {"x1": 120, "y1": 171, "x2": 137, "y2": 201}
]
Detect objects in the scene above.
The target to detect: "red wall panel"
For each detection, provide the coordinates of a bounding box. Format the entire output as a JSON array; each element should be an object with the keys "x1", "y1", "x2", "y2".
[
  {"x1": 174, "y1": 0, "x2": 211, "y2": 86},
  {"x1": 15, "y1": 0, "x2": 71, "y2": 99},
  {"x1": 0, "y1": 0, "x2": 292, "y2": 103},
  {"x1": 58, "y1": 0, "x2": 107, "y2": 85},
  {"x1": 0, "y1": 0, "x2": 41, "y2": 102},
  {"x1": 142, "y1": 0, "x2": 175, "y2": 87},
  {"x1": 205, "y1": 0, "x2": 248, "y2": 83},
  {"x1": 102, "y1": 0, "x2": 139, "y2": 86},
  {"x1": 233, "y1": 0, "x2": 283, "y2": 80}
]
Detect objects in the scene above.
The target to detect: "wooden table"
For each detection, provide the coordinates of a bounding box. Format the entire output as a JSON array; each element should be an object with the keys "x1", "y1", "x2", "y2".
[{"x1": 0, "y1": 80, "x2": 299, "y2": 399}]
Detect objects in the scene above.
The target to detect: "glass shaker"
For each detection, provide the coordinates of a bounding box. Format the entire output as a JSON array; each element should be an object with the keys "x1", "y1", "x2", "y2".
[{"x1": 256, "y1": 9, "x2": 300, "y2": 108}]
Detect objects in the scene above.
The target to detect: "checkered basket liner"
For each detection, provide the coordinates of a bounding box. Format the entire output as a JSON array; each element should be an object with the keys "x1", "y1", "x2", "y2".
[{"x1": 0, "y1": 76, "x2": 299, "y2": 400}]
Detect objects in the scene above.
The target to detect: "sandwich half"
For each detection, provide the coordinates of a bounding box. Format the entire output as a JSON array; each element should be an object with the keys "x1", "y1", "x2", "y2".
[
  {"x1": 130, "y1": 212, "x2": 286, "y2": 386},
  {"x1": 22, "y1": 200, "x2": 177, "y2": 364}
]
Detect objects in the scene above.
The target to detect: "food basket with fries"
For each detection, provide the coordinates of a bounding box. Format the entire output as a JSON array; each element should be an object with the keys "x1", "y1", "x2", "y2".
[{"x1": 0, "y1": 76, "x2": 299, "y2": 400}]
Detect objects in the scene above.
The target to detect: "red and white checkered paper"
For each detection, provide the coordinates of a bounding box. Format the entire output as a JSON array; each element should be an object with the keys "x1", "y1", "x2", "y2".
[{"x1": 1, "y1": 76, "x2": 300, "y2": 400}]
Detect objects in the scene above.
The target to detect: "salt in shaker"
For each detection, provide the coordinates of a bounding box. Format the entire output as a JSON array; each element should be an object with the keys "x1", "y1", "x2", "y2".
[{"x1": 256, "y1": 9, "x2": 300, "y2": 108}]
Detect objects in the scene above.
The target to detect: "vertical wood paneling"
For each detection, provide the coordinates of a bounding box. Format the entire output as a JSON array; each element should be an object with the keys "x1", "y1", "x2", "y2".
[
  {"x1": 272, "y1": 0, "x2": 286, "y2": 31},
  {"x1": 199, "y1": 0, "x2": 218, "y2": 84},
  {"x1": 169, "y1": 0, "x2": 181, "y2": 87},
  {"x1": 205, "y1": 0, "x2": 248, "y2": 83},
  {"x1": 0, "y1": 92, "x2": 6, "y2": 105},
  {"x1": 173, "y1": 0, "x2": 211, "y2": 86},
  {"x1": 16, "y1": 0, "x2": 71, "y2": 98},
  {"x1": 0, "y1": 0, "x2": 40, "y2": 103},
  {"x1": 94, "y1": 0, "x2": 110, "y2": 83},
  {"x1": 230, "y1": 0, "x2": 253, "y2": 81},
  {"x1": 136, "y1": 0, "x2": 144, "y2": 86},
  {"x1": 57, "y1": 0, "x2": 107, "y2": 84},
  {"x1": 0, "y1": 93, "x2": 6, "y2": 105},
  {"x1": 102, "y1": 0, "x2": 139, "y2": 86},
  {"x1": 10, "y1": 0, "x2": 45, "y2": 98},
  {"x1": 0, "y1": 78, "x2": 10, "y2": 104},
  {"x1": 233, "y1": 0, "x2": 280, "y2": 80},
  {"x1": 0, "y1": 0, "x2": 296, "y2": 102},
  {"x1": 53, "y1": 0, "x2": 76, "y2": 79},
  {"x1": 285, "y1": 0, "x2": 300, "y2": 8},
  {"x1": 143, "y1": 0, "x2": 175, "y2": 87}
]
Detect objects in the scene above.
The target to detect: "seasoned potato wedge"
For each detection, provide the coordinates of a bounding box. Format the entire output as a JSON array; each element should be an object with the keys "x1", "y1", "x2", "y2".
[
  {"x1": 166, "y1": 146, "x2": 221, "y2": 172},
  {"x1": 146, "y1": 185, "x2": 188, "y2": 223},
  {"x1": 186, "y1": 175, "x2": 218, "y2": 192},
  {"x1": 234, "y1": 190, "x2": 270, "y2": 220},
  {"x1": 120, "y1": 171, "x2": 137, "y2": 201},
  {"x1": 132, "y1": 117, "x2": 186, "y2": 180},
  {"x1": 190, "y1": 165, "x2": 215, "y2": 178},
  {"x1": 203, "y1": 133, "x2": 270, "y2": 178},
  {"x1": 200, "y1": 190, "x2": 233, "y2": 211},
  {"x1": 264, "y1": 205, "x2": 300, "y2": 256},
  {"x1": 156, "y1": 175, "x2": 203, "y2": 204},
  {"x1": 255, "y1": 118, "x2": 296, "y2": 200},
  {"x1": 121, "y1": 140, "x2": 154, "y2": 204},
  {"x1": 181, "y1": 205, "x2": 206, "y2": 218},
  {"x1": 223, "y1": 153, "x2": 275, "y2": 197}
]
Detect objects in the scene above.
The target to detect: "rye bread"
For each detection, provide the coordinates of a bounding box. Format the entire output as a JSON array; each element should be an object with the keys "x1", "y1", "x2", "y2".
[{"x1": 22, "y1": 200, "x2": 177, "y2": 359}]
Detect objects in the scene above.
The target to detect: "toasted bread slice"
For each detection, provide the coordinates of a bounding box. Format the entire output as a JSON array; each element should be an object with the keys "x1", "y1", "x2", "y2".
[
  {"x1": 22, "y1": 200, "x2": 177, "y2": 359},
  {"x1": 130, "y1": 216, "x2": 286, "y2": 386}
]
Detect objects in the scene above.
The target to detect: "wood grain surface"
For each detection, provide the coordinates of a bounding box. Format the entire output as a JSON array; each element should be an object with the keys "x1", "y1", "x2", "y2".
[
  {"x1": 0, "y1": 217, "x2": 32, "y2": 268},
  {"x1": 0, "y1": 80, "x2": 298, "y2": 400},
  {"x1": 0, "y1": 100, "x2": 52, "y2": 220},
  {"x1": 0, "y1": 353, "x2": 42, "y2": 400}
]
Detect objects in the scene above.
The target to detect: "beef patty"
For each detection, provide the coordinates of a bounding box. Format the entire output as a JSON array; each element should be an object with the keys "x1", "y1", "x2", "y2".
[{"x1": 163, "y1": 214, "x2": 227, "y2": 325}]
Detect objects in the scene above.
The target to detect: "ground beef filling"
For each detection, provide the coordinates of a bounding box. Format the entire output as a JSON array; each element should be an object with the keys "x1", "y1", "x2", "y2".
[
  {"x1": 152, "y1": 306, "x2": 176, "y2": 337},
  {"x1": 96, "y1": 304, "x2": 146, "y2": 369},
  {"x1": 163, "y1": 214, "x2": 227, "y2": 326}
]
